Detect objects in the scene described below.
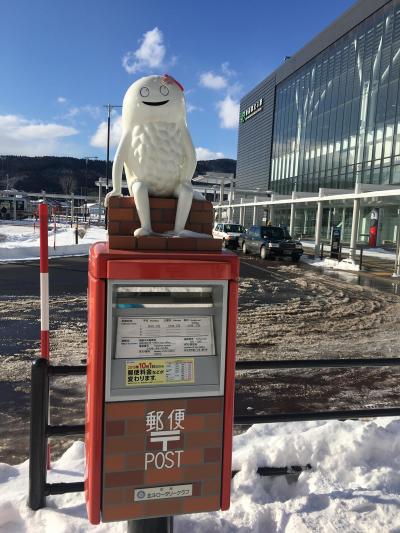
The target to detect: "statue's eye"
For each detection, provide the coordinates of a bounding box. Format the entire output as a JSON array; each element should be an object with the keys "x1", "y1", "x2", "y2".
[
  {"x1": 160, "y1": 85, "x2": 169, "y2": 96},
  {"x1": 140, "y1": 87, "x2": 150, "y2": 97}
]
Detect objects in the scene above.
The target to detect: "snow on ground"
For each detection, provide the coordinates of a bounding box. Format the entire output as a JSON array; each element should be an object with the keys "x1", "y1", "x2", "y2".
[
  {"x1": 1, "y1": 418, "x2": 400, "y2": 532},
  {"x1": 0, "y1": 221, "x2": 106, "y2": 261},
  {"x1": 302, "y1": 240, "x2": 397, "y2": 260},
  {"x1": 302, "y1": 255, "x2": 362, "y2": 272}
]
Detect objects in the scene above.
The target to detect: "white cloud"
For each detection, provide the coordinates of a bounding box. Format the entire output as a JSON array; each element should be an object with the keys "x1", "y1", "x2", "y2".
[
  {"x1": 64, "y1": 105, "x2": 102, "y2": 120},
  {"x1": 195, "y1": 147, "x2": 225, "y2": 160},
  {"x1": 57, "y1": 96, "x2": 67, "y2": 104},
  {"x1": 199, "y1": 72, "x2": 227, "y2": 90},
  {"x1": 90, "y1": 115, "x2": 122, "y2": 149},
  {"x1": 216, "y1": 95, "x2": 240, "y2": 129},
  {"x1": 221, "y1": 62, "x2": 236, "y2": 77},
  {"x1": 186, "y1": 103, "x2": 203, "y2": 113},
  {"x1": 0, "y1": 114, "x2": 78, "y2": 156},
  {"x1": 122, "y1": 27, "x2": 166, "y2": 74}
]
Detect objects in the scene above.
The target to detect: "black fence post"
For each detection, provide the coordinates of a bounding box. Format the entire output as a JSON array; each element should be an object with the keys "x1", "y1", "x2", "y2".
[
  {"x1": 339, "y1": 244, "x2": 342, "y2": 262},
  {"x1": 28, "y1": 358, "x2": 49, "y2": 510},
  {"x1": 127, "y1": 517, "x2": 173, "y2": 533},
  {"x1": 359, "y1": 246, "x2": 364, "y2": 270},
  {"x1": 320, "y1": 242, "x2": 324, "y2": 261}
]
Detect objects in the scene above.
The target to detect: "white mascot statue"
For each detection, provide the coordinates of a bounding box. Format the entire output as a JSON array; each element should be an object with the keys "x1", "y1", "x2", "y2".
[{"x1": 105, "y1": 74, "x2": 205, "y2": 237}]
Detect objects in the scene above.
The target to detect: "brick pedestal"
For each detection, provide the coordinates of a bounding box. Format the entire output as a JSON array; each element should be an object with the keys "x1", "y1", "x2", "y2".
[{"x1": 107, "y1": 196, "x2": 221, "y2": 252}]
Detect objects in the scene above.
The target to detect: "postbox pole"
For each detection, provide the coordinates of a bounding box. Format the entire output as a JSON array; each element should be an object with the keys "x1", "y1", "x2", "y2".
[{"x1": 127, "y1": 517, "x2": 173, "y2": 533}]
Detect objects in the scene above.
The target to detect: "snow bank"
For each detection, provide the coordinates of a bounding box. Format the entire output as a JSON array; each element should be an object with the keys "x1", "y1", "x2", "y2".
[
  {"x1": 2, "y1": 419, "x2": 400, "y2": 532},
  {"x1": 0, "y1": 223, "x2": 107, "y2": 262},
  {"x1": 302, "y1": 256, "x2": 361, "y2": 272}
]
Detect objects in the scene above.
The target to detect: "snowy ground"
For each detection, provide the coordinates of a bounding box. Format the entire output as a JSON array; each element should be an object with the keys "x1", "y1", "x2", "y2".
[
  {"x1": 302, "y1": 240, "x2": 397, "y2": 260},
  {"x1": 2, "y1": 418, "x2": 400, "y2": 532},
  {"x1": 0, "y1": 221, "x2": 106, "y2": 261},
  {"x1": 1, "y1": 228, "x2": 400, "y2": 530},
  {"x1": 302, "y1": 255, "x2": 362, "y2": 272}
]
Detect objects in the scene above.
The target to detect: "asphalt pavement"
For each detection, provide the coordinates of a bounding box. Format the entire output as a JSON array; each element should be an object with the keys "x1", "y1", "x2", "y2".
[{"x1": 0, "y1": 256, "x2": 89, "y2": 296}]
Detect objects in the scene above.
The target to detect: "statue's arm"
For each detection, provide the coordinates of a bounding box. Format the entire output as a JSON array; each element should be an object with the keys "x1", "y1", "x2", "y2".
[
  {"x1": 105, "y1": 132, "x2": 131, "y2": 205},
  {"x1": 180, "y1": 125, "x2": 197, "y2": 184}
]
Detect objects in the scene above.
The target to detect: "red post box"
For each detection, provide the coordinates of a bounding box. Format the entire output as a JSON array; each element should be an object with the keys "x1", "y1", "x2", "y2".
[{"x1": 85, "y1": 242, "x2": 239, "y2": 524}]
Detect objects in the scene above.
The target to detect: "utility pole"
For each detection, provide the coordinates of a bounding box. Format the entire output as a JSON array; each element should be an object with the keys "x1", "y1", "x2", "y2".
[
  {"x1": 84, "y1": 156, "x2": 99, "y2": 221},
  {"x1": 103, "y1": 104, "x2": 122, "y2": 229}
]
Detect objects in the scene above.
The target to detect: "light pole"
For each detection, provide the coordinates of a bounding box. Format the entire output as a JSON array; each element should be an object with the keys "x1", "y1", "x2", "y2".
[
  {"x1": 84, "y1": 156, "x2": 99, "y2": 221},
  {"x1": 103, "y1": 104, "x2": 122, "y2": 229}
]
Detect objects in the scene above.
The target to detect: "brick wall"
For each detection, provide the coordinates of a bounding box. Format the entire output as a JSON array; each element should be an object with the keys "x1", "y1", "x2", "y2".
[
  {"x1": 107, "y1": 196, "x2": 221, "y2": 252},
  {"x1": 102, "y1": 397, "x2": 224, "y2": 522}
]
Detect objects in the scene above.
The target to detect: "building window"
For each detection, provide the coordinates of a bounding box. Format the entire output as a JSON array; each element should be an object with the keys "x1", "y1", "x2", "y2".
[{"x1": 271, "y1": 3, "x2": 400, "y2": 193}]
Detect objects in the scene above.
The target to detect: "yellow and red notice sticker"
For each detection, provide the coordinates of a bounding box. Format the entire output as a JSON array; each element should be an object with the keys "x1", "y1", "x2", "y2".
[{"x1": 126, "y1": 358, "x2": 195, "y2": 386}]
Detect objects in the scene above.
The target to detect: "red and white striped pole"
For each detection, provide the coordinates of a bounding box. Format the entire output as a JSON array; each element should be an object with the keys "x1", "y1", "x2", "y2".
[
  {"x1": 39, "y1": 203, "x2": 49, "y2": 359},
  {"x1": 39, "y1": 203, "x2": 51, "y2": 468}
]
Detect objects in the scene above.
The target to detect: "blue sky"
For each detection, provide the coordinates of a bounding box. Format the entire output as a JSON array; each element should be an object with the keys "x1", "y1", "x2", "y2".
[{"x1": 0, "y1": 0, "x2": 355, "y2": 161}]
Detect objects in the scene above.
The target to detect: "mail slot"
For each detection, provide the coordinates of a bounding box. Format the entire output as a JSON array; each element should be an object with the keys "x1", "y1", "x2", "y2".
[{"x1": 85, "y1": 243, "x2": 239, "y2": 524}]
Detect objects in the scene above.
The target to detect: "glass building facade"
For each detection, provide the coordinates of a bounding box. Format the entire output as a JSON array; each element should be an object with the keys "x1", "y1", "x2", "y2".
[{"x1": 270, "y1": 1, "x2": 400, "y2": 194}]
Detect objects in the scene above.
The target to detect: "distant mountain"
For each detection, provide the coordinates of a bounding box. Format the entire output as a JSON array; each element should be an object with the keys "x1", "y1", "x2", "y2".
[{"x1": 0, "y1": 155, "x2": 236, "y2": 194}]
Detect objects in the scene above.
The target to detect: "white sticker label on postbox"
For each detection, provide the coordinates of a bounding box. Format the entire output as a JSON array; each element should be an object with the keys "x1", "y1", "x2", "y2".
[
  {"x1": 115, "y1": 316, "x2": 215, "y2": 358},
  {"x1": 126, "y1": 359, "x2": 194, "y2": 386},
  {"x1": 134, "y1": 484, "x2": 193, "y2": 501}
]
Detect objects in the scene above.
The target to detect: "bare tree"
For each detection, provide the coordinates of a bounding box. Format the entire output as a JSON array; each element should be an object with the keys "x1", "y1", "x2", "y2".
[{"x1": 58, "y1": 173, "x2": 76, "y2": 195}]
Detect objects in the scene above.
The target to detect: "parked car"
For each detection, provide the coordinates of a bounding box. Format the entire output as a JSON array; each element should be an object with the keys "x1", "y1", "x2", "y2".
[
  {"x1": 212, "y1": 222, "x2": 246, "y2": 249},
  {"x1": 240, "y1": 225, "x2": 303, "y2": 262}
]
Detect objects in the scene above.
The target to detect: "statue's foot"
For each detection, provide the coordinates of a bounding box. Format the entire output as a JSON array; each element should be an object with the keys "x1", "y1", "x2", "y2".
[
  {"x1": 165, "y1": 229, "x2": 212, "y2": 239},
  {"x1": 104, "y1": 190, "x2": 122, "y2": 207},
  {"x1": 134, "y1": 227, "x2": 153, "y2": 237}
]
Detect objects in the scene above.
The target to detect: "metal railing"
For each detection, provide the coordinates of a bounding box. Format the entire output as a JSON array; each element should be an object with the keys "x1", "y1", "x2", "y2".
[
  {"x1": 28, "y1": 358, "x2": 86, "y2": 510},
  {"x1": 28, "y1": 354, "x2": 400, "y2": 533},
  {"x1": 318, "y1": 242, "x2": 368, "y2": 268},
  {"x1": 234, "y1": 357, "x2": 400, "y2": 424}
]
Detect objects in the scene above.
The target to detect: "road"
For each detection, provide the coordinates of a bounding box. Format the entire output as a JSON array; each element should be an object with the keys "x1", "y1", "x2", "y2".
[{"x1": 0, "y1": 256, "x2": 89, "y2": 296}]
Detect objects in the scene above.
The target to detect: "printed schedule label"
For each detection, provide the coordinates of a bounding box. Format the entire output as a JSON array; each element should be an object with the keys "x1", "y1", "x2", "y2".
[
  {"x1": 115, "y1": 316, "x2": 215, "y2": 358},
  {"x1": 125, "y1": 358, "x2": 195, "y2": 386}
]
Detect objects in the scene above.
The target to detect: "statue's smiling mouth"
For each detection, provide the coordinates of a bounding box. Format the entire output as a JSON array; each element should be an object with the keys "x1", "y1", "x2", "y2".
[{"x1": 142, "y1": 100, "x2": 169, "y2": 106}]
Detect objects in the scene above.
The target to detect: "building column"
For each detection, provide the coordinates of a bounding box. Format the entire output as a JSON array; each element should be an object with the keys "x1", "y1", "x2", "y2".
[
  {"x1": 341, "y1": 207, "x2": 346, "y2": 239},
  {"x1": 314, "y1": 201, "x2": 323, "y2": 257},
  {"x1": 239, "y1": 198, "x2": 244, "y2": 225},
  {"x1": 269, "y1": 205, "x2": 275, "y2": 225},
  {"x1": 289, "y1": 192, "x2": 295, "y2": 236},
  {"x1": 227, "y1": 183, "x2": 233, "y2": 221},
  {"x1": 220, "y1": 178, "x2": 225, "y2": 206},
  {"x1": 326, "y1": 208, "x2": 332, "y2": 239},
  {"x1": 269, "y1": 195, "x2": 276, "y2": 225},
  {"x1": 349, "y1": 198, "x2": 361, "y2": 262},
  {"x1": 303, "y1": 209, "x2": 308, "y2": 235},
  {"x1": 252, "y1": 196, "x2": 258, "y2": 225}
]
